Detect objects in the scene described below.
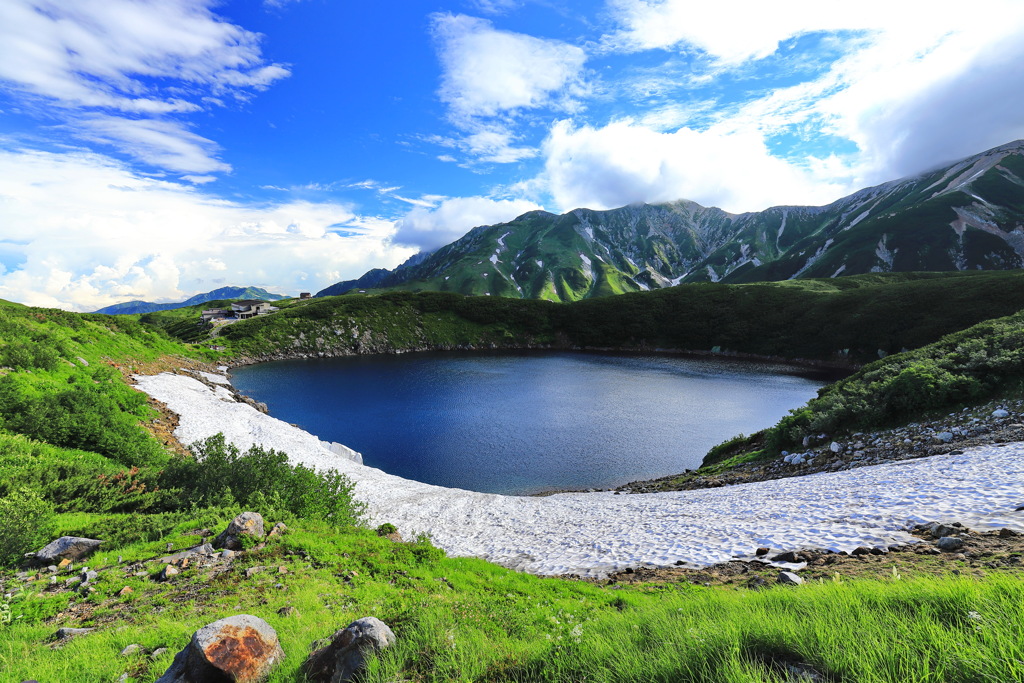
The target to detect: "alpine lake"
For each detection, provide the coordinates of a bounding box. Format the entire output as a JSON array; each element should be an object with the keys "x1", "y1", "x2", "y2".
[{"x1": 230, "y1": 351, "x2": 839, "y2": 496}]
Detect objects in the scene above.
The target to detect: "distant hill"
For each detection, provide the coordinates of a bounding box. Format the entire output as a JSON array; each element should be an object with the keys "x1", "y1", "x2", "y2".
[
  {"x1": 93, "y1": 286, "x2": 287, "y2": 315},
  {"x1": 317, "y1": 139, "x2": 1024, "y2": 302}
]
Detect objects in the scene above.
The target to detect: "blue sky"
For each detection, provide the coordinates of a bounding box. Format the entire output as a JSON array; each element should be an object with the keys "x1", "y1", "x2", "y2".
[{"x1": 2, "y1": 0, "x2": 1023, "y2": 310}]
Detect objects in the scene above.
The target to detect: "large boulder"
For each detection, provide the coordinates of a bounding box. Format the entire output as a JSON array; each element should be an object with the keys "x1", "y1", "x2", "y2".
[
  {"x1": 34, "y1": 537, "x2": 102, "y2": 564},
  {"x1": 156, "y1": 615, "x2": 284, "y2": 683},
  {"x1": 301, "y1": 617, "x2": 396, "y2": 683},
  {"x1": 214, "y1": 513, "x2": 265, "y2": 551}
]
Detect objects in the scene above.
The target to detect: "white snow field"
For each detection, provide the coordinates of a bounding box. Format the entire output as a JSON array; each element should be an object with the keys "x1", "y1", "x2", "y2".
[{"x1": 135, "y1": 372, "x2": 1024, "y2": 577}]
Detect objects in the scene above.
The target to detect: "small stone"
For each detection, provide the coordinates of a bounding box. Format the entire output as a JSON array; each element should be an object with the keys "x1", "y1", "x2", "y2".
[
  {"x1": 120, "y1": 644, "x2": 143, "y2": 657},
  {"x1": 937, "y1": 537, "x2": 965, "y2": 551},
  {"x1": 850, "y1": 547, "x2": 872, "y2": 556},
  {"x1": 778, "y1": 571, "x2": 804, "y2": 586},
  {"x1": 55, "y1": 627, "x2": 95, "y2": 640},
  {"x1": 933, "y1": 432, "x2": 954, "y2": 443},
  {"x1": 770, "y1": 551, "x2": 805, "y2": 563},
  {"x1": 161, "y1": 565, "x2": 180, "y2": 580},
  {"x1": 245, "y1": 566, "x2": 264, "y2": 578},
  {"x1": 220, "y1": 549, "x2": 236, "y2": 561},
  {"x1": 992, "y1": 409, "x2": 1010, "y2": 418},
  {"x1": 150, "y1": 648, "x2": 169, "y2": 659},
  {"x1": 46, "y1": 565, "x2": 58, "y2": 574},
  {"x1": 267, "y1": 522, "x2": 288, "y2": 539},
  {"x1": 754, "y1": 547, "x2": 770, "y2": 557},
  {"x1": 277, "y1": 566, "x2": 288, "y2": 574},
  {"x1": 57, "y1": 558, "x2": 72, "y2": 570},
  {"x1": 998, "y1": 528, "x2": 1019, "y2": 538},
  {"x1": 117, "y1": 586, "x2": 134, "y2": 597},
  {"x1": 829, "y1": 441, "x2": 841, "y2": 453},
  {"x1": 277, "y1": 606, "x2": 299, "y2": 617}
]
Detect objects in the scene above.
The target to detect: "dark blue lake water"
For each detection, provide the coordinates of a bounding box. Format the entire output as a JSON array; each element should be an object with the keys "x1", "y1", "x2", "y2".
[{"x1": 230, "y1": 351, "x2": 833, "y2": 495}]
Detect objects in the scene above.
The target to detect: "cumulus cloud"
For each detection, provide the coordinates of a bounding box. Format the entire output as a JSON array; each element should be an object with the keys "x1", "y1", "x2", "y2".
[
  {"x1": 430, "y1": 13, "x2": 587, "y2": 163},
  {"x1": 541, "y1": 119, "x2": 845, "y2": 213},
  {"x1": 0, "y1": 148, "x2": 415, "y2": 311},
  {"x1": 393, "y1": 196, "x2": 543, "y2": 250},
  {"x1": 501, "y1": 0, "x2": 1020, "y2": 212}
]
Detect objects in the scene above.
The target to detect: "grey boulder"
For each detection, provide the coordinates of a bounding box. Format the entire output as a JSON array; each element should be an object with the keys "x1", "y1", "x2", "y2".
[
  {"x1": 214, "y1": 512, "x2": 265, "y2": 551},
  {"x1": 302, "y1": 617, "x2": 396, "y2": 683},
  {"x1": 35, "y1": 537, "x2": 102, "y2": 564}
]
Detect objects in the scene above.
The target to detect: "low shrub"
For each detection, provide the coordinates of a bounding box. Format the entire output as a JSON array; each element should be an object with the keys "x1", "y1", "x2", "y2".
[
  {"x1": 160, "y1": 434, "x2": 365, "y2": 528},
  {"x1": 0, "y1": 488, "x2": 54, "y2": 566}
]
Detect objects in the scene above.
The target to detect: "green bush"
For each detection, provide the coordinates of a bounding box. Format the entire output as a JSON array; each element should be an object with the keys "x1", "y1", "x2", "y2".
[
  {"x1": 160, "y1": 434, "x2": 365, "y2": 528},
  {"x1": 0, "y1": 488, "x2": 55, "y2": 566},
  {"x1": 0, "y1": 370, "x2": 166, "y2": 467}
]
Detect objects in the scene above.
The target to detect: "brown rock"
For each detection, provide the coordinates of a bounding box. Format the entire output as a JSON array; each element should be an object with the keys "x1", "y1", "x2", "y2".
[
  {"x1": 266, "y1": 522, "x2": 287, "y2": 539},
  {"x1": 117, "y1": 586, "x2": 134, "y2": 597},
  {"x1": 155, "y1": 614, "x2": 284, "y2": 683}
]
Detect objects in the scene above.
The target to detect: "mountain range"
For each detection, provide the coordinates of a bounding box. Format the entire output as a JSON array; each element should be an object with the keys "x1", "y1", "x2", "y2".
[
  {"x1": 318, "y1": 140, "x2": 1024, "y2": 302},
  {"x1": 93, "y1": 286, "x2": 287, "y2": 315}
]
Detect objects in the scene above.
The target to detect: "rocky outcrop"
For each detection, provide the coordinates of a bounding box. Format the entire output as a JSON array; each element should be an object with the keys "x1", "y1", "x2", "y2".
[
  {"x1": 214, "y1": 513, "x2": 265, "y2": 551},
  {"x1": 156, "y1": 615, "x2": 284, "y2": 683},
  {"x1": 301, "y1": 617, "x2": 396, "y2": 683}
]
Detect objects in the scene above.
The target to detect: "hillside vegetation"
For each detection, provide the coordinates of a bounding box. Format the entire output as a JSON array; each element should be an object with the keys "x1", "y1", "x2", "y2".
[{"x1": 217, "y1": 270, "x2": 1024, "y2": 365}]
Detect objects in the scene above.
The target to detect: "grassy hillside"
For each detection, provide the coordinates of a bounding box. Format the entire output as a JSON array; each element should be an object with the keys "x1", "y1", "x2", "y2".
[
  {"x1": 3, "y1": 505, "x2": 1024, "y2": 682},
  {"x1": 212, "y1": 271, "x2": 1024, "y2": 365},
  {"x1": 4, "y1": 275, "x2": 1024, "y2": 680}
]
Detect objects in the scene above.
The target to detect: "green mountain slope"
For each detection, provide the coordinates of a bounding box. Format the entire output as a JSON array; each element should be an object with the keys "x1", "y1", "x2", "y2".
[
  {"x1": 93, "y1": 286, "x2": 287, "y2": 315},
  {"x1": 322, "y1": 140, "x2": 1024, "y2": 301}
]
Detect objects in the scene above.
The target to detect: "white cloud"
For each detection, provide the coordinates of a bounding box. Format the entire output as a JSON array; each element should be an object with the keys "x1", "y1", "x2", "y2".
[
  {"x1": 553, "y1": 0, "x2": 1024, "y2": 209},
  {"x1": 72, "y1": 116, "x2": 232, "y2": 175},
  {"x1": 429, "y1": 13, "x2": 587, "y2": 163},
  {"x1": 542, "y1": 119, "x2": 845, "y2": 213},
  {"x1": 0, "y1": 0, "x2": 289, "y2": 112},
  {"x1": 393, "y1": 196, "x2": 543, "y2": 250},
  {"x1": 433, "y1": 14, "x2": 587, "y2": 120},
  {"x1": 0, "y1": 148, "x2": 415, "y2": 311}
]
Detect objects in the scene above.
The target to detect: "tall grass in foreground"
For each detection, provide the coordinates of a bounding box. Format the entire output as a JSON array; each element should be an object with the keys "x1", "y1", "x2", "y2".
[{"x1": 2, "y1": 515, "x2": 1021, "y2": 683}]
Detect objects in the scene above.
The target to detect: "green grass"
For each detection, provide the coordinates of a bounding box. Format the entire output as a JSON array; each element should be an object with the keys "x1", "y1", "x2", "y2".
[{"x1": 2, "y1": 513, "x2": 1022, "y2": 683}]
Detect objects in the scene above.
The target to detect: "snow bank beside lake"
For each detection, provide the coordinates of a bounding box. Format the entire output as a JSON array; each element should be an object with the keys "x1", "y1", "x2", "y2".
[{"x1": 135, "y1": 372, "x2": 1024, "y2": 577}]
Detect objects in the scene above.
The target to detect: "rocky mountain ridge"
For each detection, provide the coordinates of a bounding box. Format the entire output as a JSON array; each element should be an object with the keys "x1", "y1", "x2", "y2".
[{"x1": 319, "y1": 139, "x2": 1024, "y2": 302}]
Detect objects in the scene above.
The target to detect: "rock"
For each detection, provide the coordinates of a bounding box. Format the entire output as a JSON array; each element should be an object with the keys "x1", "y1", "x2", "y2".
[
  {"x1": 937, "y1": 537, "x2": 965, "y2": 551},
  {"x1": 35, "y1": 537, "x2": 102, "y2": 564},
  {"x1": 850, "y1": 546, "x2": 872, "y2": 556},
  {"x1": 301, "y1": 617, "x2": 396, "y2": 683},
  {"x1": 155, "y1": 614, "x2": 284, "y2": 683},
  {"x1": 121, "y1": 644, "x2": 143, "y2": 657},
  {"x1": 220, "y1": 549, "x2": 236, "y2": 561},
  {"x1": 992, "y1": 409, "x2": 1010, "y2": 418},
  {"x1": 929, "y1": 523, "x2": 959, "y2": 539},
  {"x1": 245, "y1": 566, "x2": 264, "y2": 578},
  {"x1": 933, "y1": 432, "x2": 954, "y2": 443},
  {"x1": 214, "y1": 512, "x2": 265, "y2": 551},
  {"x1": 277, "y1": 606, "x2": 299, "y2": 617},
  {"x1": 55, "y1": 627, "x2": 95, "y2": 640},
  {"x1": 161, "y1": 565, "x2": 180, "y2": 580},
  {"x1": 829, "y1": 441, "x2": 841, "y2": 453},
  {"x1": 778, "y1": 571, "x2": 804, "y2": 586},
  {"x1": 998, "y1": 528, "x2": 1020, "y2": 538},
  {"x1": 117, "y1": 586, "x2": 134, "y2": 597},
  {"x1": 754, "y1": 547, "x2": 770, "y2": 557},
  {"x1": 151, "y1": 648, "x2": 169, "y2": 659},
  {"x1": 770, "y1": 551, "x2": 805, "y2": 563},
  {"x1": 267, "y1": 522, "x2": 287, "y2": 539}
]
